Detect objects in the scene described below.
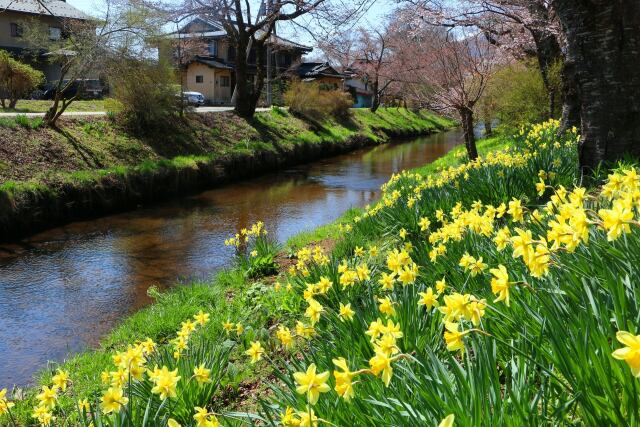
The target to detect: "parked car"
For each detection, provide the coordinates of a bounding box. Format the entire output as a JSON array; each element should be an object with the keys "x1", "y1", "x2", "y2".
[
  {"x1": 182, "y1": 91, "x2": 205, "y2": 106},
  {"x1": 42, "y1": 79, "x2": 105, "y2": 100}
]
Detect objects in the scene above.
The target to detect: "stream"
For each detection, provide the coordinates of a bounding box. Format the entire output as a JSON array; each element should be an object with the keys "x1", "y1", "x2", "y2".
[{"x1": 0, "y1": 128, "x2": 465, "y2": 388}]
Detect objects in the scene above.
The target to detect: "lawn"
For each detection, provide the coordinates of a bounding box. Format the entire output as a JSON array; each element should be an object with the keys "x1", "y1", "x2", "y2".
[{"x1": 0, "y1": 99, "x2": 107, "y2": 113}]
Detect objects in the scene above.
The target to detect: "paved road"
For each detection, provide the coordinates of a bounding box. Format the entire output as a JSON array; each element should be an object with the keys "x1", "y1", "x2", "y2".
[{"x1": 0, "y1": 106, "x2": 274, "y2": 117}]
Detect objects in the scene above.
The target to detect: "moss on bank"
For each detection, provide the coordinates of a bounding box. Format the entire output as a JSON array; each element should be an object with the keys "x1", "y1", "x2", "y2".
[
  {"x1": 6, "y1": 132, "x2": 505, "y2": 424},
  {"x1": 0, "y1": 108, "x2": 454, "y2": 241}
]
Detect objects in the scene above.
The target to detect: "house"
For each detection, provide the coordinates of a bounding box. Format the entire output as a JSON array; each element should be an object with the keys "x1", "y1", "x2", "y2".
[
  {"x1": 291, "y1": 62, "x2": 346, "y2": 89},
  {"x1": 343, "y1": 68, "x2": 374, "y2": 108},
  {"x1": 163, "y1": 17, "x2": 312, "y2": 105},
  {"x1": 0, "y1": 0, "x2": 91, "y2": 83}
]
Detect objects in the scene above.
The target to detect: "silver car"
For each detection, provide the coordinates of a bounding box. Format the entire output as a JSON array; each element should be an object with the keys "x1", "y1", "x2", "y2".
[{"x1": 183, "y1": 91, "x2": 205, "y2": 106}]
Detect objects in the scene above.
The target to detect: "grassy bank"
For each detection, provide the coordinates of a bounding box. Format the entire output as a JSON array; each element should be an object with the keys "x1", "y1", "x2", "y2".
[
  {"x1": 0, "y1": 108, "x2": 454, "y2": 241},
  {"x1": 0, "y1": 100, "x2": 107, "y2": 114},
  {"x1": 2, "y1": 130, "x2": 498, "y2": 425},
  {"x1": 17, "y1": 121, "x2": 639, "y2": 426}
]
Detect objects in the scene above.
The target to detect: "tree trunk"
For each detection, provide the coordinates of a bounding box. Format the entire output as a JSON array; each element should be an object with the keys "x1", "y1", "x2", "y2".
[
  {"x1": 484, "y1": 119, "x2": 492, "y2": 136},
  {"x1": 554, "y1": 0, "x2": 640, "y2": 172},
  {"x1": 233, "y1": 36, "x2": 256, "y2": 119},
  {"x1": 459, "y1": 107, "x2": 478, "y2": 160},
  {"x1": 558, "y1": 59, "x2": 581, "y2": 134},
  {"x1": 527, "y1": 2, "x2": 564, "y2": 119},
  {"x1": 370, "y1": 79, "x2": 380, "y2": 112}
]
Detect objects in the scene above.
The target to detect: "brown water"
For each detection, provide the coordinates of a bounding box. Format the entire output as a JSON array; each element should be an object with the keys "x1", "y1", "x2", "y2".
[{"x1": 0, "y1": 129, "x2": 463, "y2": 388}]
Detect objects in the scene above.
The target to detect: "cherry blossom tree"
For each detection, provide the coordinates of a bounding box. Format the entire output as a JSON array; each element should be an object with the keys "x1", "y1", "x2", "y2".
[
  {"x1": 322, "y1": 25, "x2": 399, "y2": 112},
  {"x1": 393, "y1": 20, "x2": 497, "y2": 159},
  {"x1": 403, "y1": 0, "x2": 579, "y2": 132}
]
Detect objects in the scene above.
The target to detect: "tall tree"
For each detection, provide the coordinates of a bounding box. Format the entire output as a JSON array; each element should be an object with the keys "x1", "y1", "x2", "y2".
[
  {"x1": 322, "y1": 26, "x2": 398, "y2": 112},
  {"x1": 406, "y1": 0, "x2": 580, "y2": 131},
  {"x1": 26, "y1": 0, "x2": 160, "y2": 127},
  {"x1": 552, "y1": 1, "x2": 640, "y2": 172},
  {"x1": 394, "y1": 22, "x2": 497, "y2": 159},
  {"x1": 169, "y1": 0, "x2": 375, "y2": 118}
]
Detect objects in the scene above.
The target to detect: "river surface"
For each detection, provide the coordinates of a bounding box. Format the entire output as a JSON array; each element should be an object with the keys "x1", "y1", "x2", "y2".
[{"x1": 0, "y1": 128, "x2": 464, "y2": 388}]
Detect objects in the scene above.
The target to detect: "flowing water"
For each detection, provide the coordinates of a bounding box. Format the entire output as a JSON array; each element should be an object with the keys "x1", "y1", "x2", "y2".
[{"x1": 0, "y1": 128, "x2": 465, "y2": 388}]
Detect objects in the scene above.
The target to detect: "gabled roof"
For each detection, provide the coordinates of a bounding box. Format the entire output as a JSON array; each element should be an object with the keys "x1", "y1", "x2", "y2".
[
  {"x1": 191, "y1": 55, "x2": 233, "y2": 70},
  {"x1": 0, "y1": 0, "x2": 90, "y2": 20},
  {"x1": 294, "y1": 62, "x2": 346, "y2": 79},
  {"x1": 170, "y1": 17, "x2": 313, "y2": 53}
]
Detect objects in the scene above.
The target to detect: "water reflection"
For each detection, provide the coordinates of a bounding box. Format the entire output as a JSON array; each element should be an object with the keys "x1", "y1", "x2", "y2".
[{"x1": 0, "y1": 129, "x2": 463, "y2": 387}]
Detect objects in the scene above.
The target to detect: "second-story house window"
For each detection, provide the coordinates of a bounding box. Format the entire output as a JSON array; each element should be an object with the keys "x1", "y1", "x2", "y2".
[
  {"x1": 227, "y1": 45, "x2": 236, "y2": 62},
  {"x1": 49, "y1": 27, "x2": 62, "y2": 40},
  {"x1": 208, "y1": 40, "x2": 218, "y2": 57},
  {"x1": 10, "y1": 23, "x2": 23, "y2": 37}
]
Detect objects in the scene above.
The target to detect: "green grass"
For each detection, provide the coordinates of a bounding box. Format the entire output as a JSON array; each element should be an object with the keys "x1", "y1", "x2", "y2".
[
  {"x1": 1, "y1": 99, "x2": 107, "y2": 113},
  {"x1": 1, "y1": 108, "x2": 455, "y2": 224}
]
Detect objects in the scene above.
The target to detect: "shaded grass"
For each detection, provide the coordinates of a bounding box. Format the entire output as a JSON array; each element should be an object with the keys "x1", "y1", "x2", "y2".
[{"x1": 1, "y1": 99, "x2": 107, "y2": 113}]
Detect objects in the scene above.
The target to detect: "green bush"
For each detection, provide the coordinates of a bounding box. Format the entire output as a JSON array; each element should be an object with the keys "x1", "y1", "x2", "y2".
[
  {"x1": 0, "y1": 50, "x2": 43, "y2": 109},
  {"x1": 284, "y1": 80, "x2": 352, "y2": 121},
  {"x1": 108, "y1": 58, "x2": 179, "y2": 133},
  {"x1": 481, "y1": 61, "x2": 560, "y2": 130}
]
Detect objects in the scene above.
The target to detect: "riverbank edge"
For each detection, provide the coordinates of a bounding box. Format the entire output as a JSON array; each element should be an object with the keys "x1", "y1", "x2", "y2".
[
  {"x1": 0, "y1": 109, "x2": 455, "y2": 243},
  {"x1": 4, "y1": 132, "x2": 508, "y2": 424}
]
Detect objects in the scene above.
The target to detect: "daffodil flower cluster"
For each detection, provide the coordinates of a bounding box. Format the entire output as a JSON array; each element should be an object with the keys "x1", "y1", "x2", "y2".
[{"x1": 224, "y1": 221, "x2": 267, "y2": 247}]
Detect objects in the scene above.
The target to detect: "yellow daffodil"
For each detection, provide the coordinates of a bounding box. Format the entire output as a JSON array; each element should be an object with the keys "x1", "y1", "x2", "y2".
[
  {"x1": 418, "y1": 287, "x2": 439, "y2": 309},
  {"x1": 399, "y1": 228, "x2": 407, "y2": 239},
  {"x1": 333, "y1": 357, "x2": 355, "y2": 400},
  {"x1": 378, "y1": 272, "x2": 396, "y2": 290},
  {"x1": 612, "y1": 330, "x2": 640, "y2": 376},
  {"x1": 36, "y1": 385, "x2": 58, "y2": 409},
  {"x1": 490, "y1": 265, "x2": 513, "y2": 306},
  {"x1": 51, "y1": 369, "x2": 69, "y2": 392},
  {"x1": 378, "y1": 296, "x2": 396, "y2": 316},
  {"x1": 0, "y1": 388, "x2": 14, "y2": 415},
  {"x1": 193, "y1": 364, "x2": 212, "y2": 385},
  {"x1": 398, "y1": 262, "x2": 418, "y2": 285},
  {"x1": 222, "y1": 321, "x2": 234, "y2": 333},
  {"x1": 444, "y1": 322, "x2": 467, "y2": 353},
  {"x1": 297, "y1": 406, "x2": 319, "y2": 427},
  {"x1": 277, "y1": 325, "x2": 294, "y2": 348},
  {"x1": 150, "y1": 366, "x2": 181, "y2": 400},
  {"x1": 32, "y1": 405, "x2": 54, "y2": 426},
  {"x1": 246, "y1": 341, "x2": 264, "y2": 363},
  {"x1": 101, "y1": 387, "x2": 128, "y2": 414},
  {"x1": 369, "y1": 245, "x2": 379, "y2": 257},
  {"x1": 339, "y1": 302, "x2": 355, "y2": 321},
  {"x1": 369, "y1": 349, "x2": 393, "y2": 386},
  {"x1": 281, "y1": 407, "x2": 300, "y2": 427},
  {"x1": 439, "y1": 414, "x2": 455, "y2": 427},
  {"x1": 419, "y1": 216, "x2": 431, "y2": 231},
  {"x1": 599, "y1": 200, "x2": 634, "y2": 241},
  {"x1": 77, "y1": 398, "x2": 90, "y2": 412},
  {"x1": 305, "y1": 298, "x2": 324, "y2": 325},
  {"x1": 293, "y1": 363, "x2": 331, "y2": 405},
  {"x1": 194, "y1": 310, "x2": 210, "y2": 325}
]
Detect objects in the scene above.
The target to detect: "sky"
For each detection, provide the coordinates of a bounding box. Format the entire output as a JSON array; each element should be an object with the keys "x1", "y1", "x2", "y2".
[{"x1": 66, "y1": 0, "x2": 397, "y2": 49}]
